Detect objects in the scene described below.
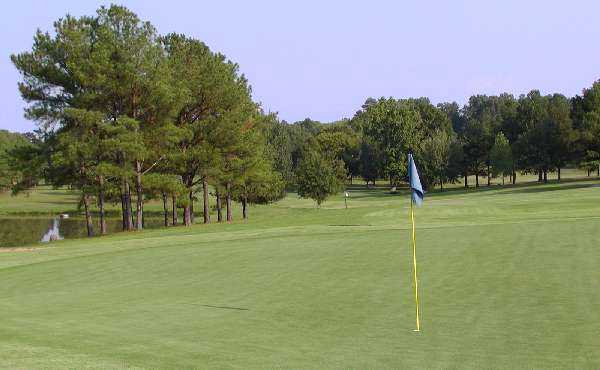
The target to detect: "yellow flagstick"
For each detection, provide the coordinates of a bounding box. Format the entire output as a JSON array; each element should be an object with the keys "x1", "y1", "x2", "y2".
[{"x1": 410, "y1": 198, "x2": 421, "y2": 332}]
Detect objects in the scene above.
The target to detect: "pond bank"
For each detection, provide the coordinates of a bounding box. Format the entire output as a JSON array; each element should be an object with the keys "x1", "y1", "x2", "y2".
[{"x1": 0, "y1": 217, "x2": 167, "y2": 248}]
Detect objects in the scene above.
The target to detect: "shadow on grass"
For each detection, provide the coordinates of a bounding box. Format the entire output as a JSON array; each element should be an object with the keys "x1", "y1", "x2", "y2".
[
  {"x1": 37, "y1": 201, "x2": 79, "y2": 205},
  {"x1": 345, "y1": 185, "x2": 410, "y2": 200},
  {"x1": 328, "y1": 224, "x2": 366, "y2": 227},
  {"x1": 344, "y1": 176, "x2": 600, "y2": 200},
  {"x1": 200, "y1": 304, "x2": 249, "y2": 311},
  {"x1": 495, "y1": 182, "x2": 598, "y2": 195},
  {"x1": 36, "y1": 190, "x2": 79, "y2": 196}
]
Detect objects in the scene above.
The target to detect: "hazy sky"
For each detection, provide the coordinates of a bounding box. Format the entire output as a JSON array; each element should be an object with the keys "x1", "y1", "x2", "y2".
[{"x1": 2, "y1": 0, "x2": 600, "y2": 132}]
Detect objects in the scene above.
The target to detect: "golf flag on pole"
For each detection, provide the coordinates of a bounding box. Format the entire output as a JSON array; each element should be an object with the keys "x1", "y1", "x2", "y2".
[
  {"x1": 408, "y1": 153, "x2": 423, "y2": 332},
  {"x1": 409, "y1": 154, "x2": 424, "y2": 206}
]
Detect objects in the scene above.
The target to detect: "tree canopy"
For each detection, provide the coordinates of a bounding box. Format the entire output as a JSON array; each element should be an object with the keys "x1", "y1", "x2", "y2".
[{"x1": 8, "y1": 4, "x2": 600, "y2": 238}]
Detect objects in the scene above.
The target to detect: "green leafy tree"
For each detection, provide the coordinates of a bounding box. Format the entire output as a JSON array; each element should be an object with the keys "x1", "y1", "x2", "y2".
[
  {"x1": 516, "y1": 90, "x2": 550, "y2": 181},
  {"x1": 438, "y1": 101, "x2": 466, "y2": 134},
  {"x1": 356, "y1": 97, "x2": 423, "y2": 185},
  {"x1": 11, "y1": 5, "x2": 175, "y2": 232},
  {"x1": 0, "y1": 130, "x2": 33, "y2": 192},
  {"x1": 93, "y1": 6, "x2": 177, "y2": 230},
  {"x1": 439, "y1": 103, "x2": 468, "y2": 186},
  {"x1": 7, "y1": 133, "x2": 48, "y2": 195},
  {"x1": 462, "y1": 117, "x2": 489, "y2": 187},
  {"x1": 572, "y1": 81, "x2": 600, "y2": 177},
  {"x1": 261, "y1": 113, "x2": 294, "y2": 187},
  {"x1": 546, "y1": 94, "x2": 576, "y2": 181},
  {"x1": 229, "y1": 118, "x2": 284, "y2": 219},
  {"x1": 212, "y1": 104, "x2": 259, "y2": 223},
  {"x1": 48, "y1": 110, "x2": 104, "y2": 237},
  {"x1": 143, "y1": 173, "x2": 186, "y2": 227},
  {"x1": 315, "y1": 124, "x2": 361, "y2": 183},
  {"x1": 407, "y1": 97, "x2": 452, "y2": 134},
  {"x1": 496, "y1": 94, "x2": 520, "y2": 183},
  {"x1": 462, "y1": 95, "x2": 502, "y2": 187},
  {"x1": 579, "y1": 151, "x2": 600, "y2": 176},
  {"x1": 446, "y1": 138, "x2": 466, "y2": 186},
  {"x1": 419, "y1": 130, "x2": 454, "y2": 191},
  {"x1": 163, "y1": 33, "x2": 254, "y2": 225},
  {"x1": 286, "y1": 118, "x2": 323, "y2": 174},
  {"x1": 232, "y1": 155, "x2": 285, "y2": 219},
  {"x1": 358, "y1": 139, "x2": 384, "y2": 186},
  {"x1": 490, "y1": 132, "x2": 513, "y2": 185},
  {"x1": 517, "y1": 92, "x2": 575, "y2": 182},
  {"x1": 295, "y1": 147, "x2": 346, "y2": 206}
]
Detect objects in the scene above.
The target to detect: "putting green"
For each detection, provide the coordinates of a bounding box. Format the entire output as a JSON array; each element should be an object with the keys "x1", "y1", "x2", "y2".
[{"x1": 1, "y1": 180, "x2": 599, "y2": 368}]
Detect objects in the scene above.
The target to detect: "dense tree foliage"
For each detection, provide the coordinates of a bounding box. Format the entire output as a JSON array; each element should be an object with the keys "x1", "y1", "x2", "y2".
[
  {"x1": 8, "y1": 5, "x2": 600, "y2": 237},
  {"x1": 10, "y1": 5, "x2": 282, "y2": 236},
  {"x1": 0, "y1": 130, "x2": 33, "y2": 192},
  {"x1": 295, "y1": 144, "x2": 346, "y2": 206},
  {"x1": 490, "y1": 132, "x2": 513, "y2": 184}
]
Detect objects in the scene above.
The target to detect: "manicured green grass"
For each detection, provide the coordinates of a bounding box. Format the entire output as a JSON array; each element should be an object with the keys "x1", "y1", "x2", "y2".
[
  {"x1": 0, "y1": 168, "x2": 592, "y2": 217},
  {"x1": 1, "y1": 179, "x2": 600, "y2": 368},
  {"x1": 0, "y1": 186, "x2": 168, "y2": 217}
]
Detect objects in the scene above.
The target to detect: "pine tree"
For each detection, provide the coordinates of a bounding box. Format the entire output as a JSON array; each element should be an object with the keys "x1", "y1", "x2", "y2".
[{"x1": 490, "y1": 132, "x2": 513, "y2": 185}]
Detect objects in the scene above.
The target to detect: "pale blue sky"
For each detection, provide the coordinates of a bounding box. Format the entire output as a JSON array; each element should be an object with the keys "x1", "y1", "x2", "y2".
[{"x1": 2, "y1": 0, "x2": 600, "y2": 132}]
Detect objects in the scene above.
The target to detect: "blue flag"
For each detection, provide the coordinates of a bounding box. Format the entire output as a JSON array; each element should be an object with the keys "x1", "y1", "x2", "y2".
[{"x1": 408, "y1": 154, "x2": 424, "y2": 206}]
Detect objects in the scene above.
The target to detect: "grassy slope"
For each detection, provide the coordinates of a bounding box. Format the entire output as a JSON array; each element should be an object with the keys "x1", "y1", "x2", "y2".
[
  {"x1": 1, "y1": 178, "x2": 600, "y2": 368},
  {"x1": 0, "y1": 168, "x2": 591, "y2": 217}
]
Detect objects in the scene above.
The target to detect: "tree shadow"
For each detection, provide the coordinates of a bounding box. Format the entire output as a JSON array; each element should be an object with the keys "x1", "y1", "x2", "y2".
[
  {"x1": 200, "y1": 304, "x2": 249, "y2": 311},
  {"x1": 496, "y1": 182, "x2": 598, "y2": 195},
  {"x1": 346, "y1": 192, "x2": 398, "y2": 200},
  {"x1": 416, "y1": 176, "x2": 600, "y2": 199},
  {"x1": 37, "y1": 191, "x2": 78, "y2": 196},
  {"x1": 328, "y1": 224, "x2": 366, "y2": 227},
  {"x1": 37, "y1": 201, "x2": 77, "y2": 205}
]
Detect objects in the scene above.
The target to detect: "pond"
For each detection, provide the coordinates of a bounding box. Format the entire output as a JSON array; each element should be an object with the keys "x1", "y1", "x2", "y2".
[{"x1": 0, "y1": 217, "x2": 166, "y2": 248}]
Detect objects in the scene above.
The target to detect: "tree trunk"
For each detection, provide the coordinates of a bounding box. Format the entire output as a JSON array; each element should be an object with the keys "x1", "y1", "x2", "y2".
[
  {"x1": 135, "y1": 161, "x2": 143, "y2": 230},
  {"x1": 226, "y1": 182, "x2": 232, "y2": 222},
  {"x1": 511, "y1": 162, "x2": 515, "y2": 185},
  {"x1": 464, "y1": 174, "x2": 468, "y2": 188},
  {"x1": 502, "y1": 175, "x2": 505, "y2": 186},
  {"x1": 120, "y1": 186, "x2": 127, "y2": 231},
  {"x1": 242, "y1": 196, "x2": 248, "y2": 219},
  {"x1": 189, "y1": 190, "x2": 195, "y2": 224},
  {"x1": 475, "y1": 173, "x2": 479, "y2": 188},
  {"x1": 538, "y1": 171, "x2": 543, "y2": 182},
  {"x1": 557, "y1": 167, "x2": 561, "y2": 182},
  {"x1": 203, "y1": 180, "x2": 210, "y2": 224},
  {"x1": 512, "y1": 169, "x2": 517, "y2": 185},
  {"x1": 83, "y1": 194, "x2": 94, "y2": 237},
  {"x1": 98, "y1": 176, "x2": 107, "y2": 235},
  {"x1": 440, "y1": 181, "x2": 443, "y2": 191},
  {"x1": 487, "y1": 164, "x2": 491, "y2": 186},
  {"x1": 588, "y1": 169, "x2": 591, "y2": 177},
  {"x1": 162, "y1": 192, "x2": 169, "y2": 227},
  {"x1": 172, "y1": 195, "x2": 178, "y2": 225},
  {"x1": 124, "y1": 180, "x2": 134, "y2": 231},
  {"x1": 543, "y1": 169, "x2": 548, "y2": 183},
  {"x1": 216, "y1": 190, "x2": 223, "y2": 222},
  {"x1": 183, "y1": 204, "x2": 191, "y2": 226},
  {"x1": 129, "y1": 184, "x2": 135, "y2": 228},
  {"x1": 597, "y1": 165, "x2": 599, "y2": 176}
]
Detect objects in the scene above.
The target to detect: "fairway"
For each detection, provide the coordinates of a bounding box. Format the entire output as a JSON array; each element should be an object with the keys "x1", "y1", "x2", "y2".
[{"x1": 1, "y1": 180, "x2": 600, "y2": 369}]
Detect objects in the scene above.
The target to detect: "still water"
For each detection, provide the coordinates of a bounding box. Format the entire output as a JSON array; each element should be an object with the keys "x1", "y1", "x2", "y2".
[{"x1": 0, "y1": 217, "x2": 166, "y2": 248}]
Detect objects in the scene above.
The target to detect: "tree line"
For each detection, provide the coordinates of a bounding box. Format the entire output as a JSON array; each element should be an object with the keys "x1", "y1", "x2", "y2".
[
  {"x1": 8, "y1": 5, "x2": 284, "y2": 236},
  {"x1": 6, "y1": 5, "x2": 600, "y2": 235},
  {"x1": 262, "y1": 84, "x2": 600, "y2": 195}
]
